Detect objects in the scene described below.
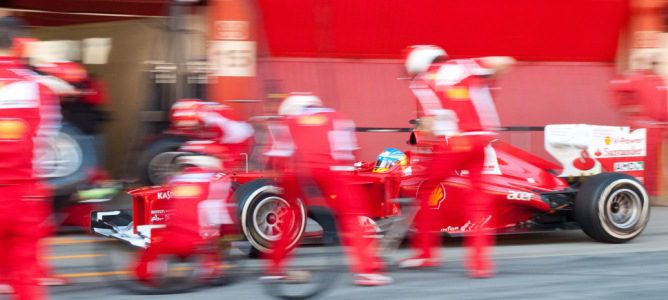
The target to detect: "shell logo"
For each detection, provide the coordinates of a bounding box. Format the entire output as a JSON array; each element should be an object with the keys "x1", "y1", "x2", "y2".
[
  {"x1": 428, "y1": 184, "x2": 446, "y2": 208},
  {"x1": 604, "y1": 136, "x2": 611, "y2": 145},
  {"x1": 0, "y1": 119, "x2": 28, "y2": 140}
]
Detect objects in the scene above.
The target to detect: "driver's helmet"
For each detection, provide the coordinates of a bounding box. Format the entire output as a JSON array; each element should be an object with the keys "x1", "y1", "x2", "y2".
[{"x1": 373, "y1": 148, "x2": 408, "y2": 173}]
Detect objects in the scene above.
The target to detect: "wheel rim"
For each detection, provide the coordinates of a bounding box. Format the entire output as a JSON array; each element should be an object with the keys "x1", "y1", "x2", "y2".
[
  {"x1": 252, "y1": 196, "x2": 292, "y2": 242},
  {"x1": 240, "y1": 185, "x2": 307, "y2": 253},
  {"x1": 605, "y1": 188, "x2": 642, "y2": 229},
  {"x1": 597, "y1": 178, "x2": 650, "y2": 240},
  {"x1": 36, "y1": 132, "x2": 83, "y2": 178}
]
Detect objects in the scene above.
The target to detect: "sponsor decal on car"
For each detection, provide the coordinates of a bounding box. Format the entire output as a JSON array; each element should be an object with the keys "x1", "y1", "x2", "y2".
[
  {"x1": 150, "y1": 209, "x2": 168, "y2": 222},
  {"x1": 157, "y1": 191, "x2": 173, "y2": 200},
  {"x1": 441, "y1": 215, "x2": 492, "y2": 232},
  {"x1": 428, "y1": 183, "x2": 446, "y2": 208},
  {"x1": 545, "y1": 124, "x2": 647, "y2": 177},
  {"x1": 173, "y1": 185, "x2": 203, "y2": 198},
  {"x1": 506, "y1": 191, "x2": 533, "y2": 201},
  {"x1": 614, "y1": 161, "x2": 644, "y2": 172}
]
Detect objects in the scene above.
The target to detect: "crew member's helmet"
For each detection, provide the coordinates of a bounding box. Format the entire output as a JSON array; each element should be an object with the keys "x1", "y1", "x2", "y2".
[
  {"x1": 373, "y1": 148, "x2": 408, "y2": 173},
  {"x1": 278, "y1": 93, "x2": 323, "y2": 116},
  {"x1": 37, "y1": 61, "x2": 88, "y2": 84},
  {"x1": 12, "y1": 37, "x2": 37, "y2": 59},
  {"x1": 169, "y1": 98, "x2": 204, "y2": 129},
  {"x1": 405, "y1": 45, "x2": 447, "y2": 76}
]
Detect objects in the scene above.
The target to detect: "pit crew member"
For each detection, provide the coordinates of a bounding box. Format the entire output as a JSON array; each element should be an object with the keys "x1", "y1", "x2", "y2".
[
  {"x1": 169, "y1": 99, "x2": 254, "y2": 170},
  {"x1": 402, "y1": 45, "x2": 514, "y2": 278},
  {"x1": 0, "y1": 15, "x2": 61, "y2": 299},
  {"x1": 264, "y1": 93, "x2": 392, "y2": 286}
]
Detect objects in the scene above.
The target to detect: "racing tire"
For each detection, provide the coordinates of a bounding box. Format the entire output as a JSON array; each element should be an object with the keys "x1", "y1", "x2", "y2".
[
  {"x1": 261, "y1": 206, "x2": 343, "y2": 300},
  {"x1": 235, "y1": 179, "x2": 307, "y2": 258},
  {"x1": 574, "y1": 173, "x2": 650, "y2": 243},
  {"x1": 137, "y1": 136, "x2": 189, "y2": 185},
  {"x1": 94, "y1": 240, "x2": 203, "y2": 295},
  {"x1": 41, "y1": 122, "x2": 99, "y2": 197},
  {"x1": 205, "y1": 237, "x2": 250, "y2": 287}
]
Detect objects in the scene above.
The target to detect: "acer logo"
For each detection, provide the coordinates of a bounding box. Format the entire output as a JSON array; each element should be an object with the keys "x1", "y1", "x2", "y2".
[
  {"x1": 507, "y1": 191, "x2": 532, "y2": 201},
  {"x1": 157, "y1": 191, "x2": 173, "y2": 200}
]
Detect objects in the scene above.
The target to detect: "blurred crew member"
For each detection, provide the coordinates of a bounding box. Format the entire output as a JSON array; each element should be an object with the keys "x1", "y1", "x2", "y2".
[
  {"x1": 0, "y1": 16, "x2": 61, "y2": 299},
  {"x1": 402, "y1": 45, "x2": 514, "y2": 278},
  {"x1": 264, "y1": 93, "x2": 392, "y2": 286},
  {"x1": 169, "y1": 99, "x2": 254, "y2": 170},
  {"x1": 134, "y1": 171, "x2": 234, "y2": 283},
  {"x1": 135, "y1": 100, "x2": 249, "y2": 282},
  {"x1": 10, "y1": 36, "x2": 68, "y2": 289}
]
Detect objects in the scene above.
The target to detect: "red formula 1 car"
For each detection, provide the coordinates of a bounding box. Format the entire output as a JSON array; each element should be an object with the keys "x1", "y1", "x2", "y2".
[{"x1": 92, "y1": 124, "x2": 651, "y2": 257}]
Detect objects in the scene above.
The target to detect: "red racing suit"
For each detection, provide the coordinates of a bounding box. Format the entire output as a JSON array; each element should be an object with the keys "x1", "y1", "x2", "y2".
[
  {"x1": 409, "y1": 58, "x2": 499, "y2": 273},
  {"x1": 172, "y1": 100, "x2": 254, "y2": 171},
  {"x1": 135, "y1": 171, "x2": 235, "y2": 281},
  {"x1": 0, "y1": 56, "x2": 61, "y2": 300},
  {"x1": 265, "y1": 108, "x2": 383, "y2": 275}
]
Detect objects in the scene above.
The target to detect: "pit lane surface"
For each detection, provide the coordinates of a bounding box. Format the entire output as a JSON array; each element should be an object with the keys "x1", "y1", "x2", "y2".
[{"x1": 38, "y1": 207, "x2": 668, "y2": 300}]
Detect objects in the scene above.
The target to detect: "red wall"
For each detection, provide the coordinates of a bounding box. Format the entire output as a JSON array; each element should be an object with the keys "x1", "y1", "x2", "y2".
[
  {"x1": 259, "y1": 58, "x2": 624, "y2": 162},
  {"x1": 258, "y1": 0, "x2": 628, "y2": 62}
]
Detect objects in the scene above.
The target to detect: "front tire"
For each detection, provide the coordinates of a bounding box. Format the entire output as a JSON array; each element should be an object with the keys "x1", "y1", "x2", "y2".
[
  {"x1": 235, "y1": 179, "x2": 307, "y2": 257},
  {"x1": 574, "y1": 173, "x2": 650, "y2": 243}
]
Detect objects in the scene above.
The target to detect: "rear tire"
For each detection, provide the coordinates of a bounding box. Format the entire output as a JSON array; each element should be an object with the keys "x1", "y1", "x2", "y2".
[
  {"x1": 40, "y1": 122, "x2": 98, "y2": 197},
  {"x1": 574, "y1": 173, "x2": 650, "y2": 243}
]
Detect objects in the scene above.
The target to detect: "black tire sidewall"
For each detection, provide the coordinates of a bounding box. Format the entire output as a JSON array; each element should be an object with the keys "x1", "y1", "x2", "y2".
[
  {"x1": 138, "y1": 135, "x2": 189, "y2": 185},
  {"x1": 574, "y1": 173, "x2": 650, "y2": 243},
  {"x1": 47, "y1": 122, "x2": 98, "y2": 196}
]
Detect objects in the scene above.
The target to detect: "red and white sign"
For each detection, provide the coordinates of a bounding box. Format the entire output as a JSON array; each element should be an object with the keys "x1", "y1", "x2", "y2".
[
  {"x1": 215, "y1": 20, "x2": 249, "y2": 40},
  {"x1": 208, "y1": 41, "x2": 256, "y2": 77}
]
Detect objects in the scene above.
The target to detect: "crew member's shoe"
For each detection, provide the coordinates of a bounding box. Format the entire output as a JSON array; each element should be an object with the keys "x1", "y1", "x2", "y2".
[
  {"x1": 398, "y1": 257, "x2": 441, "y2": 269},
  {"x1": 260, "y1": 270, "x2": 312, "y2": 284},
  {"x1": 353, "y1": 273, "x2": 393, "y2": 286},
  {"x1": 468, "y1": 268, "x2": 495, "y2": 279},
  {"x1": 38, "y1": 276, "x2": 69, "y2": 286},
  {"x1": 0, "y1": 284, "x2": 13, "y2": 294},
  {"x1": 465, "y1": 258, "x2": 495, "y2": 279}
]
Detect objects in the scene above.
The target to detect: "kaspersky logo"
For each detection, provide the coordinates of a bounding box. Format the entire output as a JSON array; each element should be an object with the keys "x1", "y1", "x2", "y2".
[{"x1": 0, "y1": 119, "x2": 28, "y2": 140}]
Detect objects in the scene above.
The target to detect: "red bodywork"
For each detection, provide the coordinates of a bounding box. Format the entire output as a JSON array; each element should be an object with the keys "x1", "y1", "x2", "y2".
[
  {"x1": 127, "y1": 186, "x2": 172, "y2": 234},
  {"x1": 225, "y1": 140, "x2": 570, "y2": 234},
  {"x1": 127, "y1": 139, "x2": 573, "y2": 235},
  {"x1": 128, "y1": 173, "x2": 241, "y2": 237},
  {"x1": 347, "y1": 140, "x2": 570, "y2": 234}
]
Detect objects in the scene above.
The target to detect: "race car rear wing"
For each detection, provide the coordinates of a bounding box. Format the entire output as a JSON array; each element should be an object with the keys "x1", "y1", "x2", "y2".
[{"x1": 545, "y1": 124, "x2": 646, "y2": 180}]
